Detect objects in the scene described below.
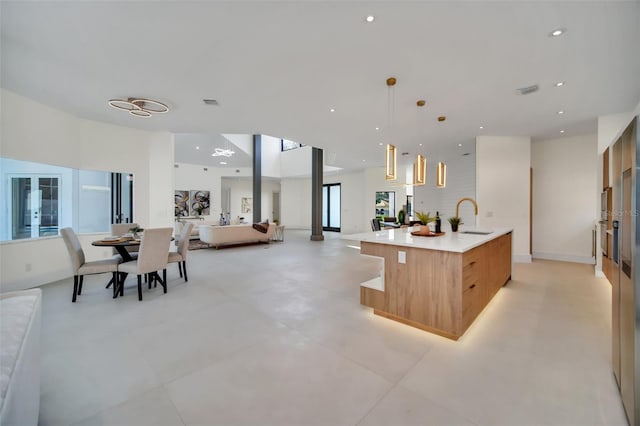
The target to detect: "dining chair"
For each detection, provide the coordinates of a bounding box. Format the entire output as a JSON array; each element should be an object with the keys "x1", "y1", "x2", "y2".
[
  {"x1": 110, "y1": 222, "x2": 140, "y2": 259},
  {"x1": 168, "y1": 222, "x2": 193, "y2": 282},
  {"x1": 60, "y1": 227, "x2": 121, "y2": 302},
  {"x1": 117, "y1": 227, "x2": 173, "y2": 301}
]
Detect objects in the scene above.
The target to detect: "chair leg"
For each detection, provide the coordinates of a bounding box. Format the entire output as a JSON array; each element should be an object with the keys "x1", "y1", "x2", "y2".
[
  {"x1": 112, "y1": 272, "x2": 118, "y2": 298},
  {"x1": 178, "y1": 261, "x2": 183, "y2": 278},
  {"x1": 163, "y1": 269, "x2": 167, "y2": 293},
  {"x1": 106, "y1": 277, "x2": 113, "y2": 289},
  {"x1": 183, "y1": 261, "x2": 188, "y2": 282},
  {"x1": 137, "y1": 274, "x2": 143, "y2": 301},
  {"x1": 78, "y1": 275, "x2": 84, "y2": 295},
  {"x1": 72, "y1": 275, "x2": 78, "y2": 303},
  {"x1": 119, "y1": 272, "x2": 126, "y2": 297}
]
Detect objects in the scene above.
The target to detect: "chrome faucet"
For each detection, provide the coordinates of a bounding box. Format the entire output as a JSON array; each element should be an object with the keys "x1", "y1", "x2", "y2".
[{"x1": 455, "y1": 197, "x2": 478, "y2": 218}]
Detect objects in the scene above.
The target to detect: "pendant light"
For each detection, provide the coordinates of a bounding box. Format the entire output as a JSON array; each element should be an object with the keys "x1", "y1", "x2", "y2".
[
  {"x1": 414, "y1": 154, "x2": 426, "y2": 186},
  {"x1": 413, "y1": 100, "x2": 427, "y2": 186},
  {"x1": 385, "y1": 77, "x2": 397, "y2": 181},
  {"x1": 437, "y1": 162, "x2": 447, "y2": 188}
]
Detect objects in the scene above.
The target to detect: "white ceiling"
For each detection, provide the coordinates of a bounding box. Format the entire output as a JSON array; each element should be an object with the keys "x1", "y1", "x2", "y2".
[{"x1": 2, "y1": 1, "x2": 639, "y2": 170}]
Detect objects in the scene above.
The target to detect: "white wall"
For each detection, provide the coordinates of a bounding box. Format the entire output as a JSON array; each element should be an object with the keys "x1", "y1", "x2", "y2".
[
  {"x1": 0, "y1": 89, "x2": 174, "y2": 292},
  {"x1": 174, "y1": 163, "x2": 223, "y2": 220},
  {"x1": 532, "y1": 134, "x2": 598, "y2": 263},
  {"x1": 413, "y1": 151, "x2": 477, "y2": 229},
  {"x1": 220, "y1": 177, "x2": 279, "y2": 222},
  {"x1": 261, "y1": 135, "x2": 282, "y2": 178},
  {"x1": 476, "y1": 135, "x2": 531, "y2": 262},
  {"x1": 281, "y1": 146, "x2": 313, "y2": 177},
  {"x1": 281, "y1": 177, "x2": 312, "y2": 229},
  {"x1": 324, "y1": 170, "x2": 366, "y2": 234}
]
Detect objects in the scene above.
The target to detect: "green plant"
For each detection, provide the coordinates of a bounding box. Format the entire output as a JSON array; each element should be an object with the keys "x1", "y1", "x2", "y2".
[
  {"x1": 129, "y1": 225, "x2": 144, "y2": 234},
  {"x1": 448, "y1": 216, "x2": 462, "y2": 226},
  {"x1": 415, "y1": 211, "x2": 436, "y2": 225}
]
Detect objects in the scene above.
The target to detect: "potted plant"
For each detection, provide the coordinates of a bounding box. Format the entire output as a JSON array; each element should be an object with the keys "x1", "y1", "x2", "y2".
[
  {"x1": 415, "y1": 211, "x2": 436, "y2": 226},
  {"x1": 129, "y1": 225, "x2": 144, "y2": 239},
  {"x1": 448, "y1": 216, "x2": 462, "y2": 232}
]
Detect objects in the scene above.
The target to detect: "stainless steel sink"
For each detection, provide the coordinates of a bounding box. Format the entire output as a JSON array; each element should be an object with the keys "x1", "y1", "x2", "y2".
[{"x1": 460, "y1": 230, "x2": 493, "y2": 235}]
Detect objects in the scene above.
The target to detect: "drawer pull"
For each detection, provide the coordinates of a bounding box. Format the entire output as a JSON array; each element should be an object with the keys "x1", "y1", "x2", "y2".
[
  {"x1": 469, "y1": 284, "x2": 476, "y2": 289},
  {"x1": 469, "y1": 261, "x2": 476, "y2": 266}
]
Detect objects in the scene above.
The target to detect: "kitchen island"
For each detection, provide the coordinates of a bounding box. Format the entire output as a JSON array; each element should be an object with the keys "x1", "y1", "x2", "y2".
[{"x1": 344, "y1": 227, "x2": 512, "y2": 340}]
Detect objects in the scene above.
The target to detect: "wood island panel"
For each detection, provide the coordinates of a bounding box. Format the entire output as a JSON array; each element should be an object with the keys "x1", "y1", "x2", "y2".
[{"x1": 361, "y1": 232, "x2": 512, "y2": 340}]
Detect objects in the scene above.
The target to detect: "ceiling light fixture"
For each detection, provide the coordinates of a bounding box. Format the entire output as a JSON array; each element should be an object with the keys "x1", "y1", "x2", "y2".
[
  {"x1": 560, "y1": 130, "x2": 565, "y2": 133},
  {"x1": 437, "y1": 162, "x2": 447, "y2": 188},
  {"x1": 558, "y1": 110, "x2": 565, "y2": 115},
  {"x1": 379, "y1": 142, "x2": 383, "y2": 146},
  {"x1": 555, "y1": 81, "x2": 565, "y2": 87},
  {"x1": 366, "y1": 15, "x2": 375, "y2": 23},
  {"x1": 413, "y1": 154, "x2": 426, "y2": 186},
  {"x1": 330, "y1": 108, "x2": 336, "y2": 112},
  {"x1": 219, "y1": 161, "x2": 227, "y2": 165},
  {"x1": 549, "y1": 28, "x2": 565, "y2": 37},
  {"x1": 108, "y1": 97, "x2": 169, "y2": 118},
  {"x1": 479, "y1": 126, "x2": 484, "y2": 129},
  {"x1": 375, "y1": 127, "x2": 380, "y2": 131},
  {"x1": 211, "y1": 148, "x2": 235, "y2": 157},
  {"x1": 458, "y1": 144, "x2": 462, "y2": 147},
  {"x1": 196, "y1": 146, "x2": 200, "y2": 150}
]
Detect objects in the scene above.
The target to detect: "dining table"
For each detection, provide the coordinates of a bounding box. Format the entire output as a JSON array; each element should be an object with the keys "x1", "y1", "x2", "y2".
[{"x1": 91, "y1": 236, "x2": 140, "y2": 262}]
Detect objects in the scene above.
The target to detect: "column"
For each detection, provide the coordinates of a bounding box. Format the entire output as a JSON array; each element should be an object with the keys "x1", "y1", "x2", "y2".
[{"x1": 310, "y1": 147, "x2": 324, "y2": 241}]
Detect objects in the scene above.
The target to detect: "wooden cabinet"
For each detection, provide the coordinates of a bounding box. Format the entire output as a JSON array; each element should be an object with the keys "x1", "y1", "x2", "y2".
[
  {"x1": 604, "y1": 147, "x2": 610, "y2": 190},
  {"x1": 360, "y1": 232, "x2": 512, "y2": 340}
]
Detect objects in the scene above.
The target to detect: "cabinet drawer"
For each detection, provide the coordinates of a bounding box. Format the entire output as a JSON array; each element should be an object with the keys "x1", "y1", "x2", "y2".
[{"x1": 462, "y1": 282, "x2": 483, "y2": 328}]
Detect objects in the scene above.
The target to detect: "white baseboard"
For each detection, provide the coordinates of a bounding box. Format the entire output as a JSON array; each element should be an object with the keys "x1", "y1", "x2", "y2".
[
  {"x1": 514, "y1": 254, "x2": 532, "y2": 263},
  {"x1": 532, "y1": 252, "x2": 595, "y2": 265}
]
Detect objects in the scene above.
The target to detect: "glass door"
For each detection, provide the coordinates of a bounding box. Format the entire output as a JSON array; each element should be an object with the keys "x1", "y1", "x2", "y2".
[
  {"x1": 322, "y1": 183, "x2": 341, "y2": 232},
  {"x1": 10, "y1": 175, "x2": 60, "y2": 239}
]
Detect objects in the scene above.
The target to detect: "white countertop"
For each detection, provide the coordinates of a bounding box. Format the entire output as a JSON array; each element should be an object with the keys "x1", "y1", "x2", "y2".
[{"x1": 342, "y1": 226, "x2": 513, "y2": 253}]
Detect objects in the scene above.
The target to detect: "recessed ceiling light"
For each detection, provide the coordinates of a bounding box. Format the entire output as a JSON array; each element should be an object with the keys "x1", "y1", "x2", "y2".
[
  {"x1": 196, "y1": 146, "x2": 200, "y2": 150},
  {"x1": 330, "y1": 108, "x2": 335, "y2": 112},
  {"x1": 375, "y1": 127, "x2": 380, "y2": 131},
  {"x1": 560, "y1": 130, "x2": 565, "y2": 133},
  {"x1": 458, "y1": 144, "x2": 462, "y2": 147},
  {"x1": 549, "y1": 28, "x2": 565, "y2": 37},
  {"x1": 555, "y1": 81, "x2": 565, "y2": 87},
  {"x1": 419, "y1": 143, "x2": 423, "y2": 146},
  {"x1": 362, "y1": 159, "x2": 366, "y2": 162},
  {"x1": 365, "y1": 15, "x2": 375, "y2": 23},
  {"x1": 219, "y1": 161, "x2": 227, "y2": 165},
  {"x1": 479, "y1": 126, "x2": 484, "y2": 129},
  {"x1": 379, "y1": 142, "x2": 383, "y2": 146},
  {"x1": 558, "y1": 110, "x2": 565, "y2": 115}
]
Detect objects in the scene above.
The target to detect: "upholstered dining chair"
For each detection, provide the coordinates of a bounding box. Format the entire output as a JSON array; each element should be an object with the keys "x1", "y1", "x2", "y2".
[
  {"x1": 117, "y1": 227, "x2": 173, "y2": 301},
  {"x1": 60, "y1": 227, "x2": 121, "y2": 302},
  {"x1": 110, "y1": 222, "x2": 140, "y2": 259},
  {"x1": 168, "y1": 222, "x2": 193, "y2": 282}
]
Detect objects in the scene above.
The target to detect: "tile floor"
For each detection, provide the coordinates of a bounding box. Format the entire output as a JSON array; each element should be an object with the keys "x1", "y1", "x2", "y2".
[{"x1": 37, "y1": 231, "x2": 627, "y2": 426}]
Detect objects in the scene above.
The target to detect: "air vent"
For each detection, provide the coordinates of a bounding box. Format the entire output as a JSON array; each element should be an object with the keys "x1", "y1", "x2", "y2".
[
  {"x1": 203, "y1": 168, "x2": 208, "y2": 171},
  {"x1": 203, "y1": 99, "x2": 219, "y2": 105},
  {"x1": 462, "y1": 153, "x2": 471, "y2": 156},
  {"x1": 516, "y1": 85, "x2": 539, "y2": 95},
  {"x1": 174, "y1": 164, "x2": 179, "y2": 168},
  {"x1": 401, "y1": 152, "x2": 410, "y2": 156}
]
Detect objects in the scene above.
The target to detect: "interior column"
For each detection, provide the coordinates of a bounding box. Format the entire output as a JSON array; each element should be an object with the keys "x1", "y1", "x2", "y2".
[{"x1": 311, "y1": 147, "x2": 324, "y2": 241}]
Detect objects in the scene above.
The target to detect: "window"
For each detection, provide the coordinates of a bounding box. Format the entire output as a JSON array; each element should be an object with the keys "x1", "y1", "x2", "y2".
[
  {"x1": 281, "y1": 139, "x2": 304, "y2": 152},
  {"x1": 1, "y1": 157, "x2": 133, "y2": 241}
]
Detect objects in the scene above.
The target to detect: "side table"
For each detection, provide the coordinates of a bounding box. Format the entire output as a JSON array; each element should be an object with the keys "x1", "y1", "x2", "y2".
[{"x1": 272, "y1": 225, "x2": 285, "y2": 242}]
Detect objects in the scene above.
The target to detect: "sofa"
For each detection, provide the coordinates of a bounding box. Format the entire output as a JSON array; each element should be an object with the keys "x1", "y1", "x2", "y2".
[
  {"x1": 199, "y1": 224, "x2": 275, "y2": 248},
  {"x1": 0, "y1": 289, "x2": 41, "y2": 426},
  {"x1": 175, "y1": 218, "x2": 217, "y2": 240}
]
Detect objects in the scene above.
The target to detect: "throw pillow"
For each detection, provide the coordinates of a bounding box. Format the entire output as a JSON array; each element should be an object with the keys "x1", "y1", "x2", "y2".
[{"x1": 252, "y1": 222, "x2": 269, "y2": 233}]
